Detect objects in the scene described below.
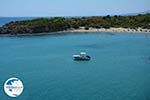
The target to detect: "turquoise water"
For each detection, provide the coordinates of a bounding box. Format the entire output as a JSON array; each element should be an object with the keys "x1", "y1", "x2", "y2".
[{"x1": 0, "y1": 32, "x2": 150, "y2": 100}]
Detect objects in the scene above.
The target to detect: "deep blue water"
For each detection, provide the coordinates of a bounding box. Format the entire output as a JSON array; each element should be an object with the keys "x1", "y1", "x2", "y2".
[
  {"x1": 0, "y1": 18, "x2": 150, "y2": 100},
  {"x1": 0, "y1": 17, "x2": 35, "y2": 26}
]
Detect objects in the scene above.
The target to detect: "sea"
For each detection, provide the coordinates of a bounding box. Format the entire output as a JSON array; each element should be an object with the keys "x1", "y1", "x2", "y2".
[{"x1": 0, "y1": 17, "x2": 150, "y2": 100}]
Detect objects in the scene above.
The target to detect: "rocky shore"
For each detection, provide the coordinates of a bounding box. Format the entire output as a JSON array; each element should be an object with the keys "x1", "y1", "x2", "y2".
[
  {"x1": 65, "y1": 27, "x2": 150, "y2": 33},
  {"x1": 0, "y1": 25, "x2": 150, "y2": 35}
]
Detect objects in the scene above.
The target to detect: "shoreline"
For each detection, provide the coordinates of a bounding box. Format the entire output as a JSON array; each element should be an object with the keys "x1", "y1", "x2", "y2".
[
  {"x1": 64, "y1": 27, "x2": 150, "y2": 34},
  {"x1": 0, "y1": 27, "x2": 150, "y2": 36}
]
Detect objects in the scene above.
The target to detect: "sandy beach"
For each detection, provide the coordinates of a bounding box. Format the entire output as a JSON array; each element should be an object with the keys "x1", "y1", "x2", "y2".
[
  {"x1": 65, "y1": 27, "x2": 150, "y2": 33},
  {"x1": 0, "y1": 27, "x2": 150, "y2": 36}
]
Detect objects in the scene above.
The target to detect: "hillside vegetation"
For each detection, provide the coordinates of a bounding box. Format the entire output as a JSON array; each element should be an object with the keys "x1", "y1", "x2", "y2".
[{"x1": 0, "y1": 14, "x2": 150, "y2": 34}]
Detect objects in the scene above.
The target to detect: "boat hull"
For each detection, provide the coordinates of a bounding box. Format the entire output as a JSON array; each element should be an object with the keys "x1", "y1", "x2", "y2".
[{"x1": 73, "y1": 56, "x2": 91, "y2": 61}]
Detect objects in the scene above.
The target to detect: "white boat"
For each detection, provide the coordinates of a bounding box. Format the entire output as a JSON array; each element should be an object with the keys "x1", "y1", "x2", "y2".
[{"x1": 72, "y1": 52, "x2": 91, "y2": 61}]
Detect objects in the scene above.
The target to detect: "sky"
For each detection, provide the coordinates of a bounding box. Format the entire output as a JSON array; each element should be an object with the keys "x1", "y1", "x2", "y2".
[{"x1": 0, "y1": 0, "x2": 150, "y2": 17}]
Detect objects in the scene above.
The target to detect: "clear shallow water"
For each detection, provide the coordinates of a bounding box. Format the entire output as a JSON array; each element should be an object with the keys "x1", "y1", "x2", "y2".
[{"x1": 0, "y1": 32, "x2": 150, "y2": 100}]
